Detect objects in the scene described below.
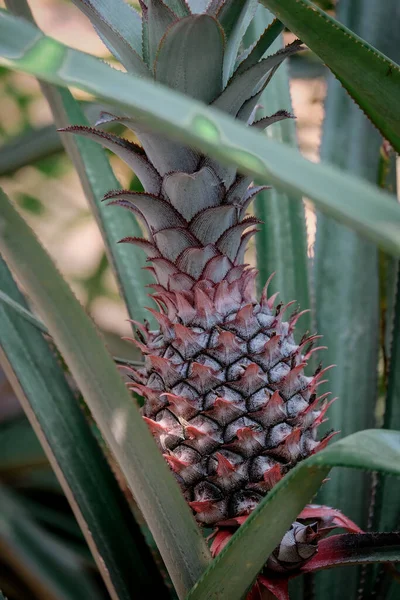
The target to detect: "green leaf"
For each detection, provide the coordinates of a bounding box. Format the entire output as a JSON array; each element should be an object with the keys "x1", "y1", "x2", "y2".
[
  {"x1": 236, "y1": 17, "x2": 284, "y2": 75},
  {"x1": 147, "y1": 0, "x2": 177, "y2": 68},
  {"x1": 155, "y1": 15, "x2": 224, "y2": 103},
  {"x1": 216, "y1": 0, "x2": 258, "y2": 84},
  {"x1": 186, "y1": 430, "x2": 400, "y2": 600},
  {"x1": 0, "y1": 418, "x2": 47, "y2": 477},
  {"x1": 382, "y1": 268, "x2": 400, "y2": 479},
  {"x1": 245, "y1": 5, "x2": 312, "y2": 336},
  {"x1": 0, "y1": 124, "x2": 61, "y2": 176},
  {"x1": 4, "y1": 1, "x2": 154, "y2": 324},
  {"x1": 1, "y1": 11, "x2": 400, "y2": 256},
  {"x1": 0, "y1": 255, "x2": 168, "y2": 600},
  {"x1": 259, "y1": 0, "x2": 400, "y2": 153},
  {"x1": 371, "y1": 265, "x2": 400, "y2": 598},
  {"x1": 162, "y1": 0, "x2": 191, "y2": 17},
  {"x1": 70, "y1": 0, "x2": 149, "y2": 75},
  {"x1": 313, "y1": 3, "x2": 400, "y2": 596},
  {"x1": 0, "y1": 289, "x2": 47, "y2": 333},
  {"x1": 0, "y1": 188, "x2": 211, "y2": 599},
  {"x1": 0, "y1": 484, "x2": 98, "y2": 600}
]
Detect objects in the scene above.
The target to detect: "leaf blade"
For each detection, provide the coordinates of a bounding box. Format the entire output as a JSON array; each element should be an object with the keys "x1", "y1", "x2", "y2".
[
  {"x1": 186, "y1": 430, "x2": 400, "y2": 600},
  {"x1": 0, "y1": 484, "x2": 98, "y2": 600},
  {"x1": 0, "y1": 188, "x2": 211, "y2": 599},
  {"x1": 4, "y1": 0, "x2": 155, "y2": 324},
  {"x1": 259, "y1": 0, "x2": 400, "y2": 152},
  {"x1": 0, "y1": 13, "x2": 399, "y2": 256},
  {"x1": 313, "y1": 3, "x2": 400, "y2": 595},
  {"x1": 0, "y1": 255, "x2": 169, "y2": 600},
  {"x1": 245, "y1": 5, "x2": 312, "y2": 334}
]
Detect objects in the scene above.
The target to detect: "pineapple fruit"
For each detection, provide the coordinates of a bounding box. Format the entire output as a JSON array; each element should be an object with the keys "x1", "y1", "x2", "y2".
[{"x1": 65, "y1": 0, "x2": 359, "y2": 595}]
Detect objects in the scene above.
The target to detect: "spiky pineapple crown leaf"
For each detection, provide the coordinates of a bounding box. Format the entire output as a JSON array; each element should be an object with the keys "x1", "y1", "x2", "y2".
[{"x1": 65, "y1": 1, "x2": 301, "y2": 288}]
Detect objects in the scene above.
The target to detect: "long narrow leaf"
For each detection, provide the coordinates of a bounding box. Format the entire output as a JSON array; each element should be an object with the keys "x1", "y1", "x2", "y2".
[
  {"x1": 314, "y1": 4, "x2": 400, "y2": 596},
  {"x1": 5, "y1": 0, "x2": 154, "y2": 324},
  {"x1": 69, "y1": 0, "x2": 146, "y2": 74},
  {"x1": 245, "y1": 5, "x2": 312, "y2": 334},
  {"x1": 371, "y1": 265, "x2": 400, "y2": 598},
  {"x1": 187, "y1": 429, "x2": 400, "y2": 600},
  {"x1": 0, "y1": 484, "x2": 97, "y2": 600},
  {"x1": 0, "y1": 255, "x2": 168, "y2": 600},
  {"x1": 0, "y1": 189, "x2": 211, "y2": 599},
  {"x1": 0, "y1": 124, "x2": 61, "y2": 176},
  {"x1": 0, "y1": 12, "x2": 399, "y2": 256},
  {"x1": 260, "y1": 0, "x2": 400, "y2": 152}
]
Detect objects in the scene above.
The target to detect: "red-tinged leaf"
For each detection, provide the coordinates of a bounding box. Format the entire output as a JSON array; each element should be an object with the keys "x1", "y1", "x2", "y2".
[
  {"x1": 259, "y1": 575, "x2": 289, "y2": 600},
  {"x1": 300, "y1": 533, "x2": 400, "y2": 573}
]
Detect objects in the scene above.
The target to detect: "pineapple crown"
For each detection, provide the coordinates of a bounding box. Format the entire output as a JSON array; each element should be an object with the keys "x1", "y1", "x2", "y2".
[{"x1": 62, "y1": 0, "x2": 301, "y2": 292}]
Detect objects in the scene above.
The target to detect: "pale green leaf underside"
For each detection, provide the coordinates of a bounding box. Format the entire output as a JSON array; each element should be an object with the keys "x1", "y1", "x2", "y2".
[
  {"x1": 0, "y1": 11, "x2": 399, "y2": 255},
  {"x1": 260, "y1": 0, "x2": 400, "y2": 152},
  {"x1": 187, "y1": 429, "x2": 400, "y2": 600},
  {"x1": 0, "y1": 188, "x2": 211, "y2": 600}
]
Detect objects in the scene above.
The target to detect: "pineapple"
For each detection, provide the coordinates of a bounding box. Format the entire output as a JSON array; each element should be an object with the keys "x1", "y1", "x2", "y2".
[{"x1": 65, "y1": 0, "x2": 358, "y2": 593}]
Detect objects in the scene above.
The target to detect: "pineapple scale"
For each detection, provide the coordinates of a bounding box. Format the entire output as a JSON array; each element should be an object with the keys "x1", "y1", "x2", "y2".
[{"x1": 127, "y1": 270, "x2": 334, "y2": 527}]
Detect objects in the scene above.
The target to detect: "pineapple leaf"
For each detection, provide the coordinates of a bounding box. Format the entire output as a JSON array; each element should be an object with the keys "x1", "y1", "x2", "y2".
[
  {"x1": 314, "y1": 2, "x2": 400, "y2": 596},
  {"x1": 299, "y1": 533, "x2": 400, "y2": 573},
  {"x1": 0, "y1": 123, "x2": 61, "y2": 176},
  {"x1": 60, "y1": 126, "x2": 162, "y2": 195},
  {"x1": 246, "y1": 5, "x2": 312, "y2": 345},
  {"x1": 96, "y1": 111, "x2": 200, "y2": 175},
  {"x1": 213, "y1": 40, "x2": 302, "y2": 116},
  {"x1": 0, "y1": 484, "x2": 98, "y2": 600},
  {"x1": 104, "y1": 189, "x2": 187, "y2": 231},
  {"x1": 162, "y1": 166, "x2": 224, "y2": 221},
  {"x1": 155, "y1": 15, "x2": 224, "y2": 103},
  {"x1": 253, "y1": 110, "x2": 295, "y2": 130},
  {"x1": 1, "y1": 11, "x2": 400, "y2": 256},
  {"x1": 147, "y1": 0, "x2": 177, "y2": 68},
  {"x1": 187, "y1": 429, "x2": 400, "y2": 600},
  {"x1": 0, "y1": 255, "x2": 168, "y2": 600},
  {"x1": 260, "y1": 0, "x2": 400, "y2": 152},
  {"x1": 7, "y1": 0, "x2": 155, "y2": 325},
  {"x1": 161, "y1": 0, "x2": 191, "y2": 17},
  {"x1": 216, "y1": 0, "x2": 258, "y2": 84},
  {"x1": 0, "y1": 188, "x2": 212, "y2": 599},
  {"x1": 235, "y1": 18, "x2": 284, "y2": 76},
  {"x1": 0, "y1": 288, "x2": 47, "y2": 334},
  {"x1": 189, "y1": 205, "x2": 237, "y2": 244},
  {"x1": 70, "y1": 0, "x2": 150, "y2": 76}
]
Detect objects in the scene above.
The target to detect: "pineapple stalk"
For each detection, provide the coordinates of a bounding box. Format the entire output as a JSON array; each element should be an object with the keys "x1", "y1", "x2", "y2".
[{"x1": 64, "y1": 1, "x2": 358, "y2": 597}]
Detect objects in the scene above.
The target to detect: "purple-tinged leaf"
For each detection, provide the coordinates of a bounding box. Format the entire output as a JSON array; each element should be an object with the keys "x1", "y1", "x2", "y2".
[
  {"x1": 154, "y1": 227, "x2": 200, "y2": 261},
  {"x1": 189, "y1": 205, "x2": 237, "y2": 244},
  {"x1": 104, "y1": 190, "x2": 186, "y2": 232},
  {"x1": 300, "y1": 533, "x2": 400, "y2": 573},
  {"x1": 163, "y1": 166, "x2": 224, "y2": 220},
  {"x1": 60, "y1": 126, "x2": 162, "y2": 195},
  {"x1": 96, "y1": 111, "x2": 199, "y2": 176},
  {"x1": 252, "y1": 110, "x2": 295, "y2": 130}
]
